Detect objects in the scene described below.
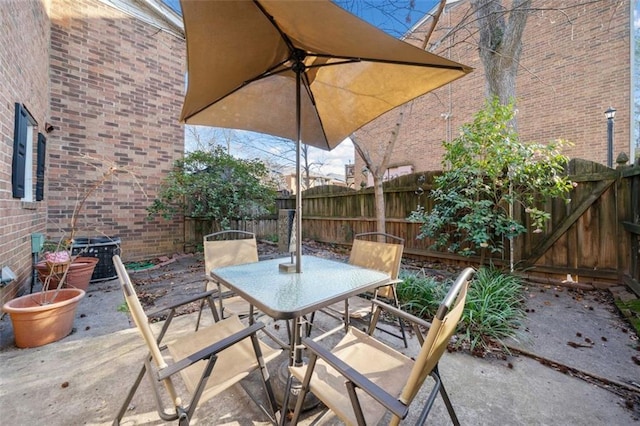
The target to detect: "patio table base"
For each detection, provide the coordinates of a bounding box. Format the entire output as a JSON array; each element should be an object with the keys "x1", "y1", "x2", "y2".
[{"x1": 272, "y1": 359, "x2": 320, "y2": 412}]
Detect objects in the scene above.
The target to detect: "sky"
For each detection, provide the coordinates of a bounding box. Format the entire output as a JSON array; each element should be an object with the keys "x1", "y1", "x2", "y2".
[
  {"x1": 163, "y1": 1, "x2": 438, "y2": 37},
  {"x1": 165, "y1": 0, "x2": 438, "y2": 178}
]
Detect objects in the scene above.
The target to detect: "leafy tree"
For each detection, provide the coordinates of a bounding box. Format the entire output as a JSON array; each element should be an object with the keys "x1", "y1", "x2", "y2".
[
  {"x1": 147, "y1": 147, "x2": 277, "y2": 229},
  {"x1": 409, "y1": 98, "x2": 574, "y2": 266}
]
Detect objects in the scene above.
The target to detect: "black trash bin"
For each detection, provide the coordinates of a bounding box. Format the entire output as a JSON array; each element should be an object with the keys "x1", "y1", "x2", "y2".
[{"x1": 72, "y1": 237, "x2": 121, "y2": 282}]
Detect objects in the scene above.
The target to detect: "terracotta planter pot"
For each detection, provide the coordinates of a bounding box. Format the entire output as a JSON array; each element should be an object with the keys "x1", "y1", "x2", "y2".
[
  {"x1": 2, "y1": 288, "x2": 85, "y2": 348},
  {"x1": 36, "y1": 257, "x2": 99, "y2": 291}
]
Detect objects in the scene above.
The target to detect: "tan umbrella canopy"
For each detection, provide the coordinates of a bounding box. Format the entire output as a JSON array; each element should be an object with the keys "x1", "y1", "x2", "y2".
[{"x1": 179, "y1": 0, "x2": 472, "y2": 271}]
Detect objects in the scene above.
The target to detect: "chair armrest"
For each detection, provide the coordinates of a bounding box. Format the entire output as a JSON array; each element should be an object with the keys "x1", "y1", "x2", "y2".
[
  {"x1": 158, "y1": 321, "x2": 265, "y2": 380},
  {"x1": 370, "y1": 299, "x2": 432, "y2": 329},
  {"x1": 147, "y1": 290, "x2": 218, "y2": 318},
  {"x1": 368, "y1": 278, "x2": 402, "y2": 290},
  {"x1": 301, "y1": 337, "x2": 410, "y2": 419}
]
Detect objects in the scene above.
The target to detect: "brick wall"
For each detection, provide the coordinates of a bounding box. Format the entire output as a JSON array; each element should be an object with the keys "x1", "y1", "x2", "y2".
[
  {"x1": 47, "y1": 0, "x2": 185, "y2": 261},
  {"x1": 0, "y1": 0, "x2": 51, "y2": 303},
  {"x1": 353, "y1": 0, "x2": 631, "y2": 186}
]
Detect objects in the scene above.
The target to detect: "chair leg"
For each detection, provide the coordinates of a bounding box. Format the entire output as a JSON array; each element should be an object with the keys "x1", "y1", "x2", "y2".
[
  {"x1": 195, "y1": 298, "x2": 205, "y2": 331},
  {"x1": 366, "y1": 291, "x2": 408, "y2": 348},
  {"x1": 195, "y1": 288, "x2": 219, "y2": 331},
  {"x1": 305, "y1": 312, "x2": 314, "y2": 337},
  {"x1": 397, "y1": 317, "x2": 408, "y2": 348},
  {"x1": 416, "y1": 374, "x2": 440, "y2": 425},
  {"x1": 392, "y1": 292, "x2": 408, "y2": 348},
  {"x1": 177, "y1": 408, "x2": 190, "y2": 426},
  {"x1": 433, "y1": 366, "x2": 460, "y2": 425},
  {"x1": 205, "y1": 294, "x2": 220, "y2": 322},
  {"x1": 343, "y1": 298, "x2": 350, "y2": 331},
  {"x1": 280, "y1": 374, "x2": 294, "y2": 426},
  {"x1": 184, "y1": 356, "x2": 218, "y2": 422},
  {"x1": 416, "y1": 366, "x2": 459, "y2": 426},
  {"x1": 250, "y1": 334, "x2": 280, "y2": 424},
  {"x1": 114, "y1": 363, "x2": 147, "y2": 425},
  {"x1": 289, "y1": 353, "x2": 318, "y2": 425},
  {"x1": 346, "y1": 381, "x2": 366, "y2": 426}
]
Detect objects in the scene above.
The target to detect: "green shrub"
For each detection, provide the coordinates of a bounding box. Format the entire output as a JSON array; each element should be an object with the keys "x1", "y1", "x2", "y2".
[
  {"x1": 408, "y1": 98, "x2": 574, "y2": 260},
  {"x1": 147, "y1": 147, "x2": 277, "y2": 229},
  {"x1": 398, "y1": 266, "x2": 525, "y2": 355}
]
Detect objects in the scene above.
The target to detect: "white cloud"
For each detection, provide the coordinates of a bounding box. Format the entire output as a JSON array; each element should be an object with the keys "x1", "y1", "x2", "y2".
[{"x1": 308, "y1": 137, "x2": 354, "y2": 179}]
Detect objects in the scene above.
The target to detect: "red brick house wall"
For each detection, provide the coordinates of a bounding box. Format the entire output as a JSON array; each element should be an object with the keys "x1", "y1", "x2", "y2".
[
  {"x1": 353, "y1": 0, "x2": 631, "y2": 186},
  {"x1": 0, "y1": 0, "x2": 51, "y2": 304},
  {"x1": 1, "y1": 0, "x2": 185, "y2": 302},
  {"x1": 47, "y1": 0, "x2": 185, "y2": 262}
]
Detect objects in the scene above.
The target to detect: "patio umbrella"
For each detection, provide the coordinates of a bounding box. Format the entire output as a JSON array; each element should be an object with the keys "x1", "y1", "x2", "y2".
[{"x1": 179, "y1": 0, "x2": 472, "y2": 272}]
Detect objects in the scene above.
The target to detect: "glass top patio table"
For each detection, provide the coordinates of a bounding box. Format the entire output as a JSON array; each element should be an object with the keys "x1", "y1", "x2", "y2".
[{"x1": 210, "y1": 255, "x2": 390, "y2": 320}]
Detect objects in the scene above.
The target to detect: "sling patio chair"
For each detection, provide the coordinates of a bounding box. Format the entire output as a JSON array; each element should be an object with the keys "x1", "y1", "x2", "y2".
[
  {"x1": 112, "y1": 255, "x2": 282, "y2": 425},
  {"x1": 284, "y1": 267, "x2": 475, "y2": 426},
  {"x1": 311, "y1": 232, "x2": 408, "y2": 347},
  {"x1": 196, "y1": 230, "x2": 259, "y2": 329}
]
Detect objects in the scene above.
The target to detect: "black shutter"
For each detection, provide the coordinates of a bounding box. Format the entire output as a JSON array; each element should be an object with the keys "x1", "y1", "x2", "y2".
[
  {"x1": 36, "y1": 132, "x2": 46, "y2": 201},
  {"x1": 11, "y1": 103, "x2": 27, "y2": 198}
]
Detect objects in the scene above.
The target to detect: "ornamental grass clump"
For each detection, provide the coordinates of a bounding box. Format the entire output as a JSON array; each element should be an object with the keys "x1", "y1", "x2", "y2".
[
  {"x1": 396, "y1": 272, "x2": 447, "y2": 318},
  {"x1": 458, "y1": 266, "x2": 525, "y2": 356},
  {"x1": 398, "y1": 265, "x2": 525, "y2": 356}
]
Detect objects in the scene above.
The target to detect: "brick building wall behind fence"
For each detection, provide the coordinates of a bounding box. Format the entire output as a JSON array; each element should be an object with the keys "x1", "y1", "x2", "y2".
[
  {"x1": 47, "y1": 0, "x2": 185, "y2": 262},
  {"x1": 353, "y1": 0, "x2": 631, "y2": 186}
]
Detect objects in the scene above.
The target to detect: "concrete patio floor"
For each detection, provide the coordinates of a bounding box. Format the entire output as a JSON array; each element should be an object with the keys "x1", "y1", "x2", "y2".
[{"x1": 1, "y1": 253, "x2": 638, "y2": 425}]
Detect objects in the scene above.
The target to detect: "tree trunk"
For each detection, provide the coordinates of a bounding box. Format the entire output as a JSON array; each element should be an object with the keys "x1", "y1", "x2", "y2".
[
  {"x1": 372, "y1": 174, "x2": 386, "y2": 234},
  {"x1": 352, "y1": 109, "x2": 405, "y2": 235},
  {"x1": 472, "y1": 0, "x2": 531, "y2": 107}
]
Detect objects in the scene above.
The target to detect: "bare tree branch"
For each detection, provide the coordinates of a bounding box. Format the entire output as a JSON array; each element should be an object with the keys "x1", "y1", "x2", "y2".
[{"x1": 421, "y1": 0, "x2": 447, "y2": 49}]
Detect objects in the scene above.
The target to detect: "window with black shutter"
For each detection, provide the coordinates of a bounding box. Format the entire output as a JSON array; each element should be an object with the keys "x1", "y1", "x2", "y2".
[{"x1": 11, "y1": 103, "x2": 37, "y2": 200}]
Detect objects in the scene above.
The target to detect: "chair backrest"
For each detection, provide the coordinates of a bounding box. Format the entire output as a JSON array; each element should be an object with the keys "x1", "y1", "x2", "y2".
[
  {"x1": 399, "y1": 267, "x2": 474, "y2": 406},
  {"x1": 349, "y1": 233, "x2": 404, "y2": 298},
  {"x1": 204, "y1": 230, "x2": 259, "y2": 274},
  {"x1": 112, "y1": 255, "x2": 181, "y2": 404}
]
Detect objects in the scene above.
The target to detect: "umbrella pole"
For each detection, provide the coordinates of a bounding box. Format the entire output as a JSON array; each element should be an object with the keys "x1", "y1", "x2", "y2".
[{"x1": 295, "y1": 65, "x2": 303, "y2": 273}]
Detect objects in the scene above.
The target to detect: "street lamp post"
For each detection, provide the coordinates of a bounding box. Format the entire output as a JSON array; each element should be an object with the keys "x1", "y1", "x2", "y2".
[{"x1": 605, "y1": 106, "x2": 616, "y2": 168}]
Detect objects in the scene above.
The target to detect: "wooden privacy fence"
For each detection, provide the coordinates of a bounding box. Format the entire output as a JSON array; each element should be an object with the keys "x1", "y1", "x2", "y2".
[{"x1": 185, "y1": 158, "x2": 639, "y2": 294}]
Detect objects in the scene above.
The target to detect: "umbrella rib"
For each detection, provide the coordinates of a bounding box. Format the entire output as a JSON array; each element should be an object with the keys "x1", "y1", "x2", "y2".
[
  {"x1": 253, "y1": 0, "x2": 299, "y2": 55},
  {"x1": 252, "y1": 0, "x2": 467, "y2": 73},
  {"x1": 299, "y1": 71, "x2": 329, "y2": 145},
  {"x1": 309, "y1": 53, "x2": 468, "y2": 71}
]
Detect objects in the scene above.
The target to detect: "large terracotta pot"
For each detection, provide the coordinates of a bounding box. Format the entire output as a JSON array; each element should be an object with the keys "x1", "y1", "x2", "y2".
[
  {"x1": 35, "y1": 257, "x2": 99, "y2": 291},
  {"x1": 2, "y1": 288, "x2": 85, "y2": 348}
]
